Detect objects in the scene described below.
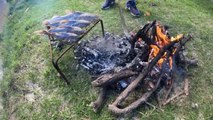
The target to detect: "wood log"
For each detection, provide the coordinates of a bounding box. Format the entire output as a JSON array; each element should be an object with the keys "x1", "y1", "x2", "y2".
[
  {"x1": 108, "y1": 71, "x2": 163, "y2": 114},
  {"x1": 173, "y1": 35, "x2": 192, "y2": 58},
  {"x1": 92, "y1": 27, "x2": 192, "y2": 114},
  {"x1": 130, "y1": 20, "x2": 157, "y2": 50},
  {"x1": 184, "y1": 59, "x2": 198, "y2": 66},
  {"x1": 184, "y1": 78, "x2": 189, "y2": 96},
  {"x1": 91, "y1": 70, "x2": 138, "y2": 87},
  {"x1": 109, "y1": 41, "x2": 178, "y2": 109},
  {"x1": 162, "y1": 79, "x2": 174, "y2": 105},
  {"x1": 91, "y1": 87, "x2": 107, "y2": 113},
  {"x1": 108, "y1": 91, "x2": 153, "y2": 114}
]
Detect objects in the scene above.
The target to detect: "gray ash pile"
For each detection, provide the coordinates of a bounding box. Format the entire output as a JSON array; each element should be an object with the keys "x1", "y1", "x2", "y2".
[{"x1": 74, "y1": 32, "x2": 132, "y2": 74}]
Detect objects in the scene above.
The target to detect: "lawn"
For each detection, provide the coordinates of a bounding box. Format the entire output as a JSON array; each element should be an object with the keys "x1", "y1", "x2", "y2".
[{"x1": 0, "y1": 0, "x2": 212, "y2": 119}]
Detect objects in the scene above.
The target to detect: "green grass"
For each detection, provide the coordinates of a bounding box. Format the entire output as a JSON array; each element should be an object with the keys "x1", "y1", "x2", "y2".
[{"x1": 0, "y1": 0, "x2": 213, "y2": 119}]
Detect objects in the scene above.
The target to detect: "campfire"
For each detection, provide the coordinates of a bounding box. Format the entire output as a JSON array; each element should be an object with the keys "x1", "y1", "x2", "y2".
[
  {"x1": 37, "y1": 12, "x2": 197, "y2": 115},
  {"x1": 75, "y1": 20, "x2": 197, "y2": 114}
]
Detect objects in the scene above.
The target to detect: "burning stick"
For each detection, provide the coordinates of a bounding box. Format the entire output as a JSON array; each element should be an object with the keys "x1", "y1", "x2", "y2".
[{"x1": 108, "y1": 38, "x2": 181, "y2": 114}]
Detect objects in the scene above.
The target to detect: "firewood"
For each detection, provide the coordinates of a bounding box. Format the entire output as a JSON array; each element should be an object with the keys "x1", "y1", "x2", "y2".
[
  {"x1": 108, "y1": 91, "x2": 153, "y2": 114},
  {"x1": 185, "y1": 59, "x2": 198, "y2": 66},
  {"x1": 184, "y1": 78, "x2": 189, "y2": 96},
  {"x1": 162, "y1": 78, "x2": 189, "y2": 105},
  {"x1": 108, "y1": 41, "x2": 179, "y2": 114},
  {"x1": 173, "y1": 35, "x2": 192, "y2": 57},
  {"x1": 162, "y1": 91, "x2": 184, "y2": 106},
  {"x1": 91, "y1": 70, "x2": 138, "y2": 87},
  {"x1": 91, "y1": 87, "x2": 107, "y2": 113},
  {"x1": 161, "y1": 79, "x2": 174, "y2": 105},
  {"x1": 108, "y1": 71, "x2": 163, "y2": 114}
]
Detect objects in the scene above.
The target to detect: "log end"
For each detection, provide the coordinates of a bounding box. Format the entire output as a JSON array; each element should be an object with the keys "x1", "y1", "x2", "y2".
[
  {"x1": 91, "y1": 81, "x2": 99, "y2": 87},
  {"x1": 90, "y1": 102, "x2": 99, "y2": 113},
  {"x1": 108, "y1": 104, "x2": 128, "y2": 115}
]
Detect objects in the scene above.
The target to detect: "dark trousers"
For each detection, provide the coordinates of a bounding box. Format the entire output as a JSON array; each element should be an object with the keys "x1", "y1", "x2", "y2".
[
  {"x1": 126, "y1": 0, "x2": 136, "y2": 4},
  {"x1": 127, "y1": 0, "x2": 135, "y2": 2}
]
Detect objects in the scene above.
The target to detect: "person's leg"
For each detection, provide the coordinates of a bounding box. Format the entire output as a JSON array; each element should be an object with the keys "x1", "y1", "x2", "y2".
[
  {"x1": 101, "y1": 0, "x2": 115, "y2": 10},
  {"x1": 127, "y1": 0, "x2": 136, "y2": 2},
  {"x1": 126, "y1": 0, "x2": 140, "y2": 16}
]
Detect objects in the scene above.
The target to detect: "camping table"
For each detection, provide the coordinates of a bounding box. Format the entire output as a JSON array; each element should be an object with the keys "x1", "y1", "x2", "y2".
[{"x1": 44, "y1": 12, "x2": 105, "y2": 85}]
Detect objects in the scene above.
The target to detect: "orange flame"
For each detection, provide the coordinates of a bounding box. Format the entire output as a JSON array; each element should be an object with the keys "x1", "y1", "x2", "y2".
[{"x1": 148, "y1": 24, "x2": 183, "y2": 69}]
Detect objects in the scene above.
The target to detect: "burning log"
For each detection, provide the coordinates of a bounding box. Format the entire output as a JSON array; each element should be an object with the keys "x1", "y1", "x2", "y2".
[
  {"x1": 108, "y1": 41, "x2": 180, "y2": 114},
  {"x1": 75, "y1": 20, "x2": 195, "y2": 115}
]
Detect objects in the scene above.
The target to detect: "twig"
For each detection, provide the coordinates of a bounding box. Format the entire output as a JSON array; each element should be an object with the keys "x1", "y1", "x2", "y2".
[
  {"x1": 163, "y1": 78, "x2": 189, "y2": 105},
  {"x1": 145, "y1": 101, "x2": 164, "y2": 112},
  {"x1": 184, "y1": 78, "x2": 189, "y2": 96},
  {"x1": 163, "y1": 91, "x2": 184, "y2": 106}
]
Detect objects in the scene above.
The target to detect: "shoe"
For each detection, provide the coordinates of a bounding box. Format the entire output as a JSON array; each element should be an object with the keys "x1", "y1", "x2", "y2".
[
  {"x1": 102, "y1": 0, "x2": 115, "y2": 10},
  {"x1": 126, "y1": 1, "x2": 141, "y2": 17}
]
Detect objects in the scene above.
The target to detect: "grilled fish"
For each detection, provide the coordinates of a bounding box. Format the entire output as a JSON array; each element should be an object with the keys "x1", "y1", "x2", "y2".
[
  {"x1": 51, "y1": 32, "x2": 79, "y2": 42},
  {"x1": 59, "y1": 20, "x2": 91, "y2": 28},
  {"x1": 44, "y1": 11, "x2": 83, "y2": 25},
  {"x1": 48, "y1": 26, "x2": 85, "y2": 35}
]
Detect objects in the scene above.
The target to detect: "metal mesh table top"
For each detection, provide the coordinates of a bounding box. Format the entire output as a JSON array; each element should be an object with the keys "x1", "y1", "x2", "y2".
[{"x1": 43, "y1": 11, "x2": 100, "y2": 44}]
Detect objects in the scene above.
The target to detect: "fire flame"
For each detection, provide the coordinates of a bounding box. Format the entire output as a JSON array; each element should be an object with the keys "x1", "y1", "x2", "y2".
[{"x1": 148, "y1": 23, "x2": 183, "y2": 68}]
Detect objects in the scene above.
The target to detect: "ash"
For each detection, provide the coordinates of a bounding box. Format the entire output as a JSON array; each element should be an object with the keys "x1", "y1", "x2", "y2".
[{"x1": 74, "y1": 32, "x2": 132, "y2": 74}]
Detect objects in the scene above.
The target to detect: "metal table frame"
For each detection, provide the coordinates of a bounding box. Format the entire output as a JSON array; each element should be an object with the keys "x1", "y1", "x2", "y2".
[{"x1": 48, "y1": 19, "x2": 105, "y2": 85}]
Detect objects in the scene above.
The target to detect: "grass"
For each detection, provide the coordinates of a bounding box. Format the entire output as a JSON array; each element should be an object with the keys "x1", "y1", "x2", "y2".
[{"x1": 0, "y1": 0, "x2": 213, "y2": 119}]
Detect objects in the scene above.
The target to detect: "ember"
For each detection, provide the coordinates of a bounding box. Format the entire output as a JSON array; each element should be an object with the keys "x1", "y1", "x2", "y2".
[{"x1": 75, "y1": 20, "x2": 197, "y2": 114}]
